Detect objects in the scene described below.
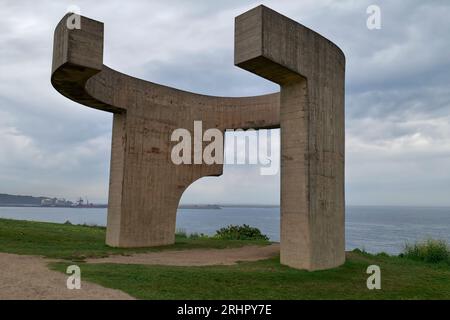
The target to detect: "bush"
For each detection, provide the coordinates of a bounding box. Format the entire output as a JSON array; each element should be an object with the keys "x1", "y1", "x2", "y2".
[
  {"x1": 80, "y1": 223, "x2": 105, "y2": 229},
  {"x1": 376, "y1": 252, "x2": 390, "y2": 258},
  {"x1": 214, "y1": 224, "x2": 269, "y2": 241},
  {"x1": 352, "y1": 248, "x2": 368, "y2": 254},
  {"x1": 176, "y1": 230, "x2": 209, "y2": 239},
  {"x1": 401, "y1": 239, "x2": 449, "y2": 264},
  {"x1": 188, "y1": 232, "x2": 208, "y2": 240},
  {"x1": 175, "y1": 229, "x2": 188, "y2": 238}
]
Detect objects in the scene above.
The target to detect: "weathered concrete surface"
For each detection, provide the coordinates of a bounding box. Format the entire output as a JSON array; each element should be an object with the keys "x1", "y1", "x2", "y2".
[
  {"x1": 51, "y1": 5, "x2": 345, "y2": 271},
  {"x1": 51, "y1": 13, "x2": 279, "y2": 249},
  {"x1": 235, "y1": 6, "x2": 346, "y2": 270}
]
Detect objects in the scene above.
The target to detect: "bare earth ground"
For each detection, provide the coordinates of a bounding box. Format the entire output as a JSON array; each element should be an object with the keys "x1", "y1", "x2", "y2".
[
  {"x1": 86, "y1": 243, "x2": 280, "y2": 266},
  {"x1": 0, "y1": 244, "x2": 279, "y2": 299},
  {"x1": 0, "y1": 253, "x2": 134, "y2": 300}
]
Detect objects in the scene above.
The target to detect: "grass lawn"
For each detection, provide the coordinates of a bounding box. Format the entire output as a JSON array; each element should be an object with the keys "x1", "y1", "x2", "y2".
[
  {"x1": 0, "y1": 218, "x2": 269, "y2": 260},
  {"x1": 1, "y1": 218, "x2": 449, "y2": 299},
  {"x1": 49, "y1": 253, "x2": 450, "y2": 299}
]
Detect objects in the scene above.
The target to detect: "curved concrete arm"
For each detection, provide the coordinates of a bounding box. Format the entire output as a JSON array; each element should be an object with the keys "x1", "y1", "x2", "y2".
[{"x1": 51, "y1": 14, "x2": 280, "y2": 129}]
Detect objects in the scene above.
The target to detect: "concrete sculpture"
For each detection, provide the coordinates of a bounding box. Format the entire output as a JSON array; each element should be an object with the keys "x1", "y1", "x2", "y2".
[{"x1": 51, "y1": 5, "x2": 345, "y2": 270}]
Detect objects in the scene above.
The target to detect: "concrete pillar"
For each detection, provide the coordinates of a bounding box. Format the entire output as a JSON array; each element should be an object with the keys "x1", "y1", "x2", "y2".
[{"x1": 235, "y1": 6, "x2": 346, "y2": 270}]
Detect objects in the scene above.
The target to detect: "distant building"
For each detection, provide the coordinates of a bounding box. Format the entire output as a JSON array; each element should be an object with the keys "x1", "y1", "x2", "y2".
[
  {"x1": 41, "y1": 198, "x2": 74, "y2": 207},
  {"x1": 41, "y1": 198, "x2": 55, "y2": 206},
  {"x1": 39, "y1": 196, "x2": 103, "y2": 208},
  {"x1": 75, "y1": 198, "x2": 84, "y2": 207},
  {"x1": 55, "y1": 198, "x2": 67, "y2": 207}
]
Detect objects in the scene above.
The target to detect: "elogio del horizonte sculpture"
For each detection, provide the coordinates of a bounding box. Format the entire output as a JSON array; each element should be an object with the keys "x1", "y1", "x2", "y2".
[{"x1": 51, "y1": 5, "x2": 345, "y2": 271}]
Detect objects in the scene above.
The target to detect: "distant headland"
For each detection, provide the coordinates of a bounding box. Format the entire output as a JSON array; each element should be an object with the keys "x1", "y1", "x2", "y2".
[
  {"x1": 0, "y1": 193, "x2": 278, "y2": 209},
  {"x1": 0, "y1": 193, "x2": 106, "y2": 208}
]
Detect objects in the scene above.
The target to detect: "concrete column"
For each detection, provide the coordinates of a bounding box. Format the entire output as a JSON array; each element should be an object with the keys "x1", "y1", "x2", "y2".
[{"x1": 235, "y1": 5, "x2": 346, "y2": 270}]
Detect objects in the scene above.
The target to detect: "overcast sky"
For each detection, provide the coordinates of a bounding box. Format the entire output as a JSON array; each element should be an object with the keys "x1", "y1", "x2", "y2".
[{"x1": 1, "y1": 0, "x2": 449, "y2": 206}]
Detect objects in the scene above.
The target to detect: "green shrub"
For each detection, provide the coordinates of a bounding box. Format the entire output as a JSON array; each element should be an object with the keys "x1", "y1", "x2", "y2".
[
  {"x1": 214, "y1": 224, "x2": 269, "y2": 241},
  {"x1": 176, "y1": 230, "x2": 209, "y2": 239},
  {"x1": 80, "y1": 223, "x2": 105, "y2": 229},
  {"x1": 175, "y1": 229, "x2": 187, "y2": 238},
  {"x1": 376, "y1": 252, "x2": 390, "y2": 258},
  {"x1": 352, "y1": 248, "x2": 368, "y2": 255},
  {"x1": 188, "y1": 232, "x2": 209, "y2": 240},
  {"x1": 401, "y1": 239, "x2": 449, "y2": 264}
]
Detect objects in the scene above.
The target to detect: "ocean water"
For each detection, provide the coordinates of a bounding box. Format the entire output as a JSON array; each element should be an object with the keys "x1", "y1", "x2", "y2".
[{"x1": 0, "y1": 205, "x2": 449, "y2": 255}]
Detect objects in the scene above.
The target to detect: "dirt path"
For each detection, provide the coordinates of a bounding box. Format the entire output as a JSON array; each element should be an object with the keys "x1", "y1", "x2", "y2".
[
  {"x1": 0, "y1": 244, "x2": 279, "y2": 299},
  {"x1": 87, "y1": 243, "x2": 280, "y2": 266},
  {"x1": 0, "y1": 253, "x2": 134, "y2": 300}
]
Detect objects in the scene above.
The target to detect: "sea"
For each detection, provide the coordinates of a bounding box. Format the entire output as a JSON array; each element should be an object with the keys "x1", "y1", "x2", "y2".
[{"x1": 0, "y1": 205, "x2": 449, "y2": 255}]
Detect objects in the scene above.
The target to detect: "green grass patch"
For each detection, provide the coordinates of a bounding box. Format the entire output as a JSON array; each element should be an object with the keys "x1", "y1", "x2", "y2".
[
  {"x1": 2, "y1": 217, "x2": 450, "y2": 300},
  {"x1": 50, "y1": 250, "x2": 450, "y2": 300},
  {"x1": 400, "y1": 239, "x2": 449, "y2": 264},
  {"x1": 0, "y1": 218, "x2": 269, "y2": 260}
]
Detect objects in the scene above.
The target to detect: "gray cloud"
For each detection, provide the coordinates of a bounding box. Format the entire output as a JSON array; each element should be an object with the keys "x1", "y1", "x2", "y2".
[{"x1": 0, "y1": 0, "x2": 449, "y2": 205}]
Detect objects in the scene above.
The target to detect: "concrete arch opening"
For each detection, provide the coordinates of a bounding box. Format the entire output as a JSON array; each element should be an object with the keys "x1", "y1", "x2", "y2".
[{"x1": 177, "y1": 129, "x2": 281, "y2": 238}]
